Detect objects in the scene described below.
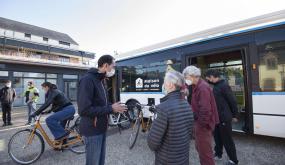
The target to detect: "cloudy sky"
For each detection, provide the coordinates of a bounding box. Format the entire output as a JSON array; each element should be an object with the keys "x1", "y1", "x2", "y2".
[{"x1": 1, "y1": 0, "x2": 285, "y2": 58}]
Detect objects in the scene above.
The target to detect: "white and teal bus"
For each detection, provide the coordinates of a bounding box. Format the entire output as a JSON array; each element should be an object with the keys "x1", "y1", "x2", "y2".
[{"x1": 110, "y1": 10, "x2": 285, "y2": 138}]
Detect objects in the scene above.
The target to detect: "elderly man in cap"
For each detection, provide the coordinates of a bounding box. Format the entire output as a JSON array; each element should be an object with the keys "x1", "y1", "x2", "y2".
[{"x1": 183, "y1": 66, "x2": 219, "y2": 165}]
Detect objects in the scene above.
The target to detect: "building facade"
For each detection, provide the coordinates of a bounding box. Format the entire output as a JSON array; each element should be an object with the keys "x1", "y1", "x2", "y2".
[{"x1": 0, "y1": 17, "x2": 95, "y2": 106}]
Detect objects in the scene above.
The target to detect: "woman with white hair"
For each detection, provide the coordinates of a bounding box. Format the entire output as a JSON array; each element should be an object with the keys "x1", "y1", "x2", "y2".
[
  {"x1": 147, "y1": 70, "x2": 194, "y2": 165},
  {"x1": 183, "y1": 66, "x2": 219, "y2": 165}
]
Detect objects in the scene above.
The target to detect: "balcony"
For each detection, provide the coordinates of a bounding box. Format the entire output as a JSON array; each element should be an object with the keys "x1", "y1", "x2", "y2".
[{"x1": 0, "y1": 50, "x2": 95, "y2": 69}]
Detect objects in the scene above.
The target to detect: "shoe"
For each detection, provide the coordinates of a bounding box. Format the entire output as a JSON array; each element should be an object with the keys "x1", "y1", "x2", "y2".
[
  {"x1": 25, "y1": 122, "x2": 31, "y2": 125},
  {"x1": 7, "y1": 122, "x2": 13, "y2": 126},
  {"x1": 227, "y1": 160, "x2": 238, "y2": 165},
  {"x1": 214, "y1": 155, "x2": 222, "y2": 161},
  {"x1": 2, "y1": 123, "x2": 7, "y2": 127}
]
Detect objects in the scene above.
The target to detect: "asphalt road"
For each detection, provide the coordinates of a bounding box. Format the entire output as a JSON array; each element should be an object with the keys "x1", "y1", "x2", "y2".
[{"x1": 0, "y1": 108, "x2": 285, "y2": 165}]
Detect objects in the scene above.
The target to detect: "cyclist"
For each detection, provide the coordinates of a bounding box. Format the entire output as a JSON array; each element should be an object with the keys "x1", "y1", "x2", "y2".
[{"x1": 30, "y1": 82, "x2": 75, "y2": 141}]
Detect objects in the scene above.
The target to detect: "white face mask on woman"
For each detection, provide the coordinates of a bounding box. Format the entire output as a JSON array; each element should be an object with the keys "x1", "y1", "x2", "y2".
[
  {"x1": 106, "y1": 68, "x2": 115, "y2": 77},
  {"x1": 185, "y1": 79, "x2": 192, "y2": 86}
]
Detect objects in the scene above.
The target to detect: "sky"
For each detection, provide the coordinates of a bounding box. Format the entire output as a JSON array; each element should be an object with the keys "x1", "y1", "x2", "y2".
[{"x1": 1, "y1": 0, "x2": 285, "y2": 59}]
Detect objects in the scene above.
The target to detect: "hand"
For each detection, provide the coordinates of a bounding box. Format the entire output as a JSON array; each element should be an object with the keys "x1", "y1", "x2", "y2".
[
  {"x1": 112, "y1": 102, "x2": 127, "y2": 113},
  {"x1": 232, "y1": 118, "x2": 238, "y2": 123}
]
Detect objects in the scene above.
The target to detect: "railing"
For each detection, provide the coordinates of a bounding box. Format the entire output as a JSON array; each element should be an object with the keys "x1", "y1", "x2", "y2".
[{"x1": 0, "y1": 52, "x2": 95, "y2": 68}]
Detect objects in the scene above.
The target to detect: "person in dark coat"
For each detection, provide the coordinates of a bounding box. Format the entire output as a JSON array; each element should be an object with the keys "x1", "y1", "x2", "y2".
[
  {"x1": 183, "y1": 66, "x2": 219, "y2": 165},
  {"x1": 0, "y1": 80, "x2": 16, "y2": 126},
  {"x1": 148, "y1": 70, "x2": 194, "y2": 165},
  {"x1": 205, "y1": 69, "x2": 239, "y2": 165},
  {"x1": 78, "y1": 55, "x2": 126, "y2": 165},
  {"x1": 30, "y1": 82, "x2": 75, "y2": 141}
]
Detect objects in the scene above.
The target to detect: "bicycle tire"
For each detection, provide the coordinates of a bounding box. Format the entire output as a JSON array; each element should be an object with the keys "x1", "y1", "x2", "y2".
[
  {"x1": 129, "y1": 117, "x2": 141, "y2": 149},
  {"x1": 69, "y1": 117, "x2": 85, "y2": 154},
  {"x1": 8, "y1": 129, "x2": 45, "y2": 165},
  {"x1": 118, "y1": 111, "x2": 131, "y2": 129}
]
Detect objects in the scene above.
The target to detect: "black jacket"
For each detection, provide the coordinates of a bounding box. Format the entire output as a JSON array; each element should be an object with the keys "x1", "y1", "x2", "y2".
[
  {"x1": 77, "y1": 68, "x2": 112, "y2": 136},
  {"x1": 0, "y1": 87, "x2": 16, "y2": 104},
  {"x1": 148, "y1": 91, "x2": 194, "y2": 165},
  {"x1": 213, "y1": 79, "x2": 238, "y2": 122},
  {"x1": 34, "y1": 88, "x2": 72, "y2": 115}
]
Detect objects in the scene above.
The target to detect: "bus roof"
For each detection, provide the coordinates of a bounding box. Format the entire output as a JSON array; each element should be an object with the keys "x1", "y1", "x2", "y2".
[{"x1": 117, "y1": 9, "x2": 285, "y2": 61}]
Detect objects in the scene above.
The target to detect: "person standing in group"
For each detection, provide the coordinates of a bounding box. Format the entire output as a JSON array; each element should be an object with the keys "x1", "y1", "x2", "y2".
[
  {"x1": 19, "y1": 81, "x2": 39, "y2": 125},
  {"x1": 183, "y1": 66, "x2": 219, "y2": 165},
  {"x1": 0, "y1": 80, "x2": 16, "y2": 126},
  {"x1": 78, "y1": 55, "x2": 127, "y2": 165},
  {"x1": 205, "y1": 69, "x2": 239, "y2": 165},
  {"x1": 147, "y1": 70, "x2": 194, "y2": 165}
]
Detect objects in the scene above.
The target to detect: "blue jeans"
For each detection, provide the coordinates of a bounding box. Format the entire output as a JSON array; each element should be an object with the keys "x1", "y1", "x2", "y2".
[
  {"x1": 46, "y1": 105, "x2": 75, "y2": 139},
  {"x1": 84, "y1": 134, "x2": 106, "y2": 165},
  {"x1": 27, "y1": 102, "x2": 36, "y2": 123}
]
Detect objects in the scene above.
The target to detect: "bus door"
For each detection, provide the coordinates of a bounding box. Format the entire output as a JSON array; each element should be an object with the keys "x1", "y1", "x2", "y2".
[{"x1": 187, "y1": 49, "x2": 250, "y2": 133}]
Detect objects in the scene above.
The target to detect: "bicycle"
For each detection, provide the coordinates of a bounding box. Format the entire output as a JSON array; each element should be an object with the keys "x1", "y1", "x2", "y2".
[
  {"x1": 128, "y1": 103, "x2": 156, "y2": 149},
  {"x1": 108, "y1": 110, "x2": 131, "y2": 133},
  {"x1": 8, "y1": 114, "x2": 85, "y2": 165}
]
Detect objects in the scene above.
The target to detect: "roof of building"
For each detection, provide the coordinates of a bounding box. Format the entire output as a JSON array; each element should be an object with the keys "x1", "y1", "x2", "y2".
[{"x1": 0, "y1": 17, "x2": 78, "y2": 45}]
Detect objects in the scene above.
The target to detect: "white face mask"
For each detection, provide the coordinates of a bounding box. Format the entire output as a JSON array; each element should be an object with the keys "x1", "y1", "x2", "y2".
[
  {"x1": 185, "y1": 79, "x2": 192, "y2": 86},
  {"x1": 106, "y1": 68, "x2": 115, "y2": 77},
  {"x1": 6, "y1": 83, "x2": 11, "y2": 88}
]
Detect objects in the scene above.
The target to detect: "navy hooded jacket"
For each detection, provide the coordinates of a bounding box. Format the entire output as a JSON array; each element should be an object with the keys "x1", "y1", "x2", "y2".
[{"x1": 77, "y1": 68, "x2": 113, "y2": 136}]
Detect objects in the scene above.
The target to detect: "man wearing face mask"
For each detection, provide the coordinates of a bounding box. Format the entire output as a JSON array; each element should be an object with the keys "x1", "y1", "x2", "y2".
[
  {"x1": 205, "y1": 69, "x2": 239, "y2": 165},
  {"x1": 0, "y1": 80, "x2": 16, "y2": 126},
  {"x1": 19, "y1": 81, "x2": 39, "y2": 125},
  {"x1": 78, "y1": 55, "x2": 127, "y2": 165},
  {"x1": 183, "y1": 66, "x2": 219, "y2": 165}
]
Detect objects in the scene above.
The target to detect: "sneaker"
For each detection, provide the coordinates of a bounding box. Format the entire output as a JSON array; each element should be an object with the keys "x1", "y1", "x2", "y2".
[
  {"x1": 2, "y1": 123, "x2": 7, "y2": 127},
  {"x1": 214, "y1": 155, "x2": 222, "y2": 161},
  {"x1": 25, "y1": 122, "x2": 31, "y2": 125},
  {"x1": 227, "y1": 160, "x2": 238, "y2": 165},
  {"x1": 7, "y1": 122, "x2": 13, "y2": 126}
]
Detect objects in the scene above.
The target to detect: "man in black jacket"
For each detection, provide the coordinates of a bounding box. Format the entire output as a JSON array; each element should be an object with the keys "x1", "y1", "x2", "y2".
[
  {"x1": 0, "y1": 80, "x2": 16, "y2": 126},
  {"x1": 78, "y1": 55, "x2": 126, "y2": 165},
  {"x1": 205, "y1": 69, "x2": 239, "y2": 165}
]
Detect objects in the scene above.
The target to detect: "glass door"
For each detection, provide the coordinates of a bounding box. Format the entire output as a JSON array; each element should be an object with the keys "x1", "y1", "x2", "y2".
[
  {"x1": 64, "y1": 81, "x2": 77, "y2": 101},
  {"x1": 188, "y1": 50, "x2": 247, "y2": 132}
]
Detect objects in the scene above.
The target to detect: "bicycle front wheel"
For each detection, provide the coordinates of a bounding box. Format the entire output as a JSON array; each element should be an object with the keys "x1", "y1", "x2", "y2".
[
  {"x1": 128, "y1": 117, "x2": 141, "y2": 149},
  {"x1": 8, "y1": 129, "x2": 45, "y2": 164}
]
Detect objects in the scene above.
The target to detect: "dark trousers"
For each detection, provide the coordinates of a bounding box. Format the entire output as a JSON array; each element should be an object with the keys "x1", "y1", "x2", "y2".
[
  {"x1": 214, "y1": 122, "x2": 238, "y2": 164},
  {"x1": 2, "y1": 103, "x2": 12, "y2": 124}
]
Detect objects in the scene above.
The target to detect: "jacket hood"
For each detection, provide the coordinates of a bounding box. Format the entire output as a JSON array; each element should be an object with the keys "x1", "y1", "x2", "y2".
[{"x1": 87, "y1": 68, "x2": 106, "y2": 80}]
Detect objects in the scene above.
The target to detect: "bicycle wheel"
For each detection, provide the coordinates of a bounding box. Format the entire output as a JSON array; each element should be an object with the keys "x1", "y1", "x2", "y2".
[
  {"x1": 69, "y1": 117, "x2": 85, "y2": 154},
  {"x1": 129, "y1": 117, "x2": 141, "y2": 149},
  {"x1": 118, "y1": 111, "x2": 131, "y2": 129},
  {"x1": 8, "y1": 129, "x2": 45, "y2": 165}
]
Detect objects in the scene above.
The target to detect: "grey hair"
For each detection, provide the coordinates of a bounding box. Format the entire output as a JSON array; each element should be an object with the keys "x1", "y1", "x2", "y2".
[
  {"x1": 183, "y1": 65, "x2": 201, "y2": 77},
  {"x1": 164, "y1": 70, "x2": 188, "y2": 96}
]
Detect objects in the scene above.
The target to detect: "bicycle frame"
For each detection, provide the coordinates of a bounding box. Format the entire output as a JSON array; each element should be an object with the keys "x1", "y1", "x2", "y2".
[{"x1": 27, "y1": 115, "x2": 83, "y2": 149}]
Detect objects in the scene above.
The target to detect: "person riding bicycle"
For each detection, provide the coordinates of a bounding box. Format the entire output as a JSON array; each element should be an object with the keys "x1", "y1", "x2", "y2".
[{"x1": 30, "y1": 82, "x2": 75, "y2": 141}]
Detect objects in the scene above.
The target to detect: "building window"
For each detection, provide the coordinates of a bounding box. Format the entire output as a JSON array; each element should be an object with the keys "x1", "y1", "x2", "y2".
[
  {"x1": 259, "y1": 41, "x2": 285, "y2": 92},
  {"x1": 14, "y1": 72, "x2": 45, "y2": 78},
  {"x1": 43, "y1": 37, "x2": 48, "y2": 42},
  {"x1": 25, "y1": 33, "x2": 31, "y2": 39},
  {"x1": 59, "y1": 41, "x2": 70, "y2": 46},
  {"x1": 0, "y1": 71, "x2": 8, "y2": 77},
  {"x1": 63, "y1": 74, "x2": 78, "y2": 79},
  {"x1": 47, "y1": 74, "x2": 57, "y2": 78}
]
